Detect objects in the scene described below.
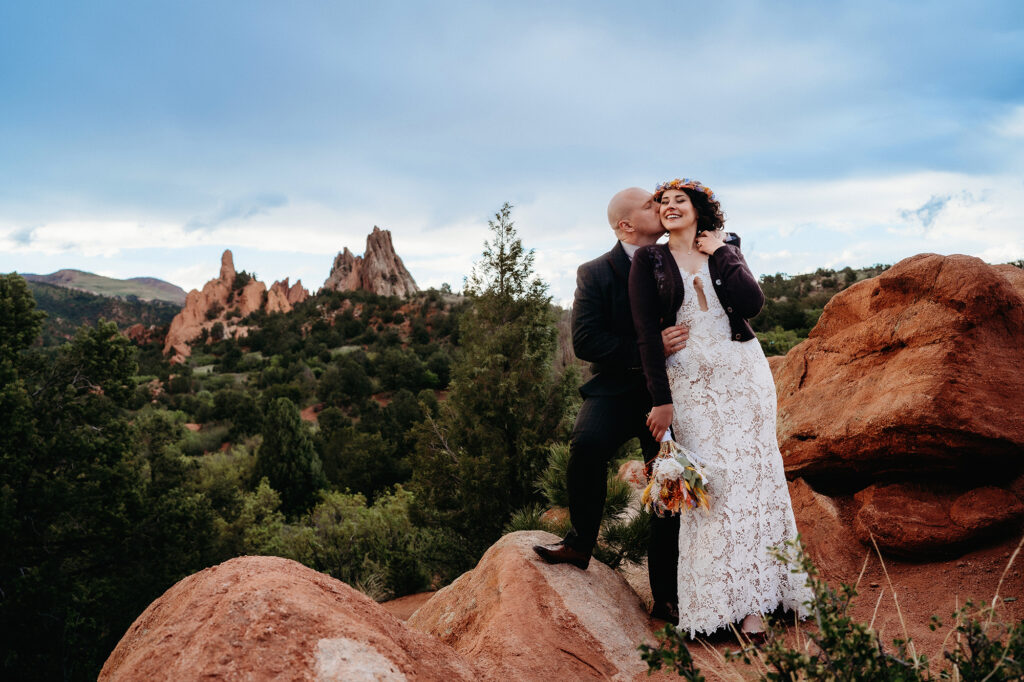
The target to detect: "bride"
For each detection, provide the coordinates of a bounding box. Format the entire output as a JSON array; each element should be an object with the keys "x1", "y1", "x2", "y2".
[{"x1": 628, "y1": 178, "x2": 813, "y2": 638}]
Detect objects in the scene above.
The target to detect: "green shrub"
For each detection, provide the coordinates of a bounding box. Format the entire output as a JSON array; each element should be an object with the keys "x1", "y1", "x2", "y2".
[{"x1": 641, "y1": 539, "x2": 1024, "y2": 681}]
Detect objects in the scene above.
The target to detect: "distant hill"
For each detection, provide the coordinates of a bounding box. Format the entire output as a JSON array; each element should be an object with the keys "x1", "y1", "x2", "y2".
[
  {"x1": 22, "y1": 269, "x2": 187, "y2": 305},
  {"x1": 26, "y1": 280, "x2": 181, "y2": 346}
]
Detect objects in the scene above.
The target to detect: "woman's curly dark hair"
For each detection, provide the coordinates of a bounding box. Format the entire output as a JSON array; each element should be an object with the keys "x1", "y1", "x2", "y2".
[{"x1": 682, "y1": 187, "x2": 726, "y2": 234}]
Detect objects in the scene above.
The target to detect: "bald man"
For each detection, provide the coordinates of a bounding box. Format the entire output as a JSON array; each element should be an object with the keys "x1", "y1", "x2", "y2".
[{"x1": 533, "y1": 187, "x2": 687, "y2": 621}]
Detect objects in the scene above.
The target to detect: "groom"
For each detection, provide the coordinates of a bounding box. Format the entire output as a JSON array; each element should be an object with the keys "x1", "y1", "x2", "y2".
[{"x1": 533, "y1": 187, "x2": 687, "y2": 620}]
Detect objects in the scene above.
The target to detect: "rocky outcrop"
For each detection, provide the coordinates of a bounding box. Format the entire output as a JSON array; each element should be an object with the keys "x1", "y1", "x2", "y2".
[
  {"x1": 266, "y1": 277, "x2": 307, "y2": 314},
  {"x1": 788, "y1": 478, "x2": 865, "y2": 579},
  {"x1": 163, "y1": 250, "x2": 309, "y2": 362},
  {"x1": 122, "y1": 323, "x2": 163, "y2": 346},
  {"x1": 322, "y1": 227, "x2": 419, "y2": 298},
  {"x1": 407, "y1": 530, "x2": 656, "y2": 681},
  {"x1": 774, "y1": 253, "x2": 1024, "y2": 481},
  {"x1": 853, "y1": 483, "x2": 1024, "y2": 558},
  {"x1": 769, "y1": 253, "x2": 1024, "y2": 558},
  {"x1": 100, "y1": 555, "x2": 479, "y2": 682}
]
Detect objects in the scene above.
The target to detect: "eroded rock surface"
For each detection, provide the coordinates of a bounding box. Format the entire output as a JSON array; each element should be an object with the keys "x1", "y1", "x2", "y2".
[
  {"x1": 100, "y1": 555, "x2": 478, "y2": 682},
  {"x1": 163, "y1": 250, "x2": 309, "y2": 361},
  {"x1": 407, "y1": 530, "x2": 656, "y2": 681},
  {"x1": 774, "y1": 253, "x2": 1024, "y2": 480},
  {"x1": 322, "y1": 227, "x2": 419, "y2": 298},
  {"x1": 854, "y1": 483, "x2": 1024, "y2": 557}
]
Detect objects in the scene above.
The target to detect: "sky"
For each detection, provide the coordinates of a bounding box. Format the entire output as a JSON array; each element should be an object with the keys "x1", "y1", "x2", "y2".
[{"x1": 1, "y1": 0, "x2": 1022, "y2": 305}]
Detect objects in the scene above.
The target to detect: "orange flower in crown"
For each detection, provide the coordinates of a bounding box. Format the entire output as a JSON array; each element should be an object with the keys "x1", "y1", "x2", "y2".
[{"x1": 652, "y1": 178, "x2": 716, "y2": 203}]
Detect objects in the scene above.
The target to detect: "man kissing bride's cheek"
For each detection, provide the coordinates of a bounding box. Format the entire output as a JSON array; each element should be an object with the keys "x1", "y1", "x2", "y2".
[{"x1": 536, "y1": 179, "x2": 813, "y2": 639}]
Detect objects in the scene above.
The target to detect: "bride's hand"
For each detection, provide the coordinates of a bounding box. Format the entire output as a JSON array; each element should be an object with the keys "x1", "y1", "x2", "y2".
[
  {"x1": 695, "y1": 230, "x2": 726, "y2": 255},
  {"x1": 647, "y1": 404, "x2": 673, "y2": 442}
]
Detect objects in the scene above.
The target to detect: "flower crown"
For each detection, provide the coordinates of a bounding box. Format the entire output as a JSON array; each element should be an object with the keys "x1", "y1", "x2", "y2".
[{"x1": 653, "y1": 178, "x2": 716, "y2": 202}]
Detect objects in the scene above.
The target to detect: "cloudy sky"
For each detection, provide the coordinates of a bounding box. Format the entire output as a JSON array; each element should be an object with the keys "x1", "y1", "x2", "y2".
[{"x1": 2, "y1": 0, "x2": 1022, "y2": 304}]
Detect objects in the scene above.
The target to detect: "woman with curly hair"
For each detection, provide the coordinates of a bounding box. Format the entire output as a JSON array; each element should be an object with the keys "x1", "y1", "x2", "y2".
[{"x1": 629, "y1": 179, "x2": 813, "y2": 639}]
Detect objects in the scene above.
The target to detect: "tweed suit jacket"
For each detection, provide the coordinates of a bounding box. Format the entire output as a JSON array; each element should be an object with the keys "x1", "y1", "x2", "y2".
[{"x1": 571, "y1": 241, "x2": 648, "y2": 399}]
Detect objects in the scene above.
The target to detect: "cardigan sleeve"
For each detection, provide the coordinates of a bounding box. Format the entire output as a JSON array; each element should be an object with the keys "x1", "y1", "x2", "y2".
[
  {"x1": 709, "y1": 244, "x2": 765, "y2": 318},
  {"x1": 628, "y1": 248, "x2": 673, "y2": 406}
]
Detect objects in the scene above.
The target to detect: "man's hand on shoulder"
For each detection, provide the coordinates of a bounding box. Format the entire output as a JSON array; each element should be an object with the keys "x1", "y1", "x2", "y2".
[{"x1": 661, "y1": 325, "x2": 689, "y2": 357}]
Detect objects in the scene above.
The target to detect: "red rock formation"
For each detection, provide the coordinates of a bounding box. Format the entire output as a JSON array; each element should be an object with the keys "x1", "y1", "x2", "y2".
[
  {"x1": 122, "y1": 323, "x2": 162, "y2": 346},
  {"x1": 617, "y1": 460, "x2": 647, "y2": 491},
  {"x1": 100, "y1": 555, "x2": 479, "y2": 682},
  {"x1": 163, "y1": 250, "x2": 309, "y2": 362},
  {"x1": 774, "y1": 253, "x2": 1024, "y2": 480},
  {"x1": 322, "y1": 227, "x2": 419, "y2": 298},
  {"x1": 788, "y1": 478, "x2": 865, "y2": 580},
  {"x1": 407, "y1": 530, "x2": 656, "y2": 681},
  {"x1": 853, "y1": 483, "x2": 1024, "y2": 557},
  {"x1": 266, "y1": 277, "x2": 309, "y2": 314}
]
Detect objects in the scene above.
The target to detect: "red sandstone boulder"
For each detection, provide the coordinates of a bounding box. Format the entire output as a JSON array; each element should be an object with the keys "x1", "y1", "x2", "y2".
[
  {"x1": 407, "y1": 530, "x2": 656, "y2": 681},
  {"x1": 853, "y1": 483, "x2": 1024, "y2": 557},
  {"x1": 766, "y1": 354, "x2": 786, "y2": 377},
  {"x1": 617, "y1": 460, "x2": 647, "y2": 490},
  {"x1": 774, "y1": 254, "x2": 1024, "y2": 480},
  {"x1": 100, "y1": 555, "x2": 478, "y2": 681},
  {"x1": 788, "y1": 478, "x2": 864, "y2": 580}
]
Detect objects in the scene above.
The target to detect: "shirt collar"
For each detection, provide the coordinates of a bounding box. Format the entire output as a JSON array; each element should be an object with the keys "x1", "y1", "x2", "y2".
[{"x1": 619, "y1": 240, "x2": 640, "y2": 261}]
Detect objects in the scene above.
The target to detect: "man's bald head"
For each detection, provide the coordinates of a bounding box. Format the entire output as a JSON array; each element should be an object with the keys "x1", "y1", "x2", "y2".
[
  {"x1": 607, "y1": 187, "x2": 663, "y2": 246},
  {"x1": 607, "y1": 187, "x2": 649, "y2": 229}
]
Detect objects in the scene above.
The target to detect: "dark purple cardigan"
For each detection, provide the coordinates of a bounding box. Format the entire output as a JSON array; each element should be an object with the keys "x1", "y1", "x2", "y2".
[{"x1": 628, "y1": 235, "x2": 765, "y2": 406}]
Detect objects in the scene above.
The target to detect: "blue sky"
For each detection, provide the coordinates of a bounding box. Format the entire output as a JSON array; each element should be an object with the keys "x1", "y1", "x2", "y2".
[{"x1": 2, "y1": 0, "x2": 1022, "y2": 303}]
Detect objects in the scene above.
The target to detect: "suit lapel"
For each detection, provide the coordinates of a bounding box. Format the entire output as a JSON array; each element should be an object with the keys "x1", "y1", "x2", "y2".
[{"x1": 607, "y1": 241, "x2": 630, "y2": 285}]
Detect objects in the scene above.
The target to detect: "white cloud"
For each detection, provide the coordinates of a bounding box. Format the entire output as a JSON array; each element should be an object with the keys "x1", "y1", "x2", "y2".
[
  {"x1": 4, "y1": 171, "x2": 1022, "y2": 300},
  {"x1": 994, "y1": 104, "x2": 1024, "y2": 139}
]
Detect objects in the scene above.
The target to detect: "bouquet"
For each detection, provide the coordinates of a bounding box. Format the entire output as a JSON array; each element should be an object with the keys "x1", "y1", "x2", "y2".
[{"x1": 641, "y1": 429, "x2": 710, "y2": 516}]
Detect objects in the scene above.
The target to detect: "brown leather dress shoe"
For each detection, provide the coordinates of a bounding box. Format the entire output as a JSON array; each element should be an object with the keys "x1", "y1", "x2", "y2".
[{"x1": 532, "y1": 542, "x2": 590, "y2": 570}]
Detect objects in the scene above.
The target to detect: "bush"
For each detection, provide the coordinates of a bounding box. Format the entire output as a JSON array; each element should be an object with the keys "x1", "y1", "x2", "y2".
[
  {"x1": 508, "y1": 443, "x2": 644, "y2": 570},
  {"x1": 641, "y1": 539, "x2": 1024, "y2": 681},
  {"x1": 756, "y1": 326, "x2": 806, "y2": 356}
]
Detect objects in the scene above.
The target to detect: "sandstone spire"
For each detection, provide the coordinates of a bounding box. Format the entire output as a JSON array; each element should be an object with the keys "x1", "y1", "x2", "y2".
[
  {"x1": 219, "y1": 249, "x2": 236, "y2": 283},
  {"x1": 322, "y1": 227, "x2": 419, "y2": 297},
  {"x1": 163, "y1": 250, "x2": 309, "y2": 362}
]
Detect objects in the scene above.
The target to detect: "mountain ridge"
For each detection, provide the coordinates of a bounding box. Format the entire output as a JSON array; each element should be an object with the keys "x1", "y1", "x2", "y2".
[{"x1": 22, "y1": 268, "x2": 187, "y2": 305}]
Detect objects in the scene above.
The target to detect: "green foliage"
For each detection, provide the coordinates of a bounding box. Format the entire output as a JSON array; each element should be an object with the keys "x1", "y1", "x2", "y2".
[
  {"x1": 504, "y1": 503, "x2": 563, "y2": 535},
  {"x1": 317, "y1": 421, "x2": 408, "y2": 500},
  {"x1": 593, "y1": 507, "x2": 650, "y2": 570},
  {"x1": 536, "y1": 443, "x2": 572, "y2": 508},
  {"x1": 939, "y1": 600, "x2": 1024, "y2": 680},
  {"x1": 255, "y1": 398, "x2": 327, "y2": 515},
  {"x1": 410, "y1": 203, "x2": 576, "y2": 555},
  {"x1": 22, "y1": 279, "x2": 178, "y2": 346},
  {"x1": 0, "y1": 311, "x2": 218, "y2": 679},
  {"x1": 232, "y1": 270, "x2": 253, "y2": 291},
  {"x1": 0, "y1": 274, "x2": 46, "y2": 361},
  {"x1": 510, "y1": 445, "x2": 647, "y2": 570},
  {"x1": 757, "y1": 326, "x2": 806, "y2": 356},
  {"x1": 752, "y1": 264, "x2": 890, "y2": 339},
  {"x1": 639, "y1": 624, "x2": 706, "y2": 681},
  {"x1": 737, "y1": 540, "x2": 924, "y2": 680},
  {"x1": 299, "y1": 487, "x2": 464, "y2": 599},
  {"x1": 641, "y1": 540, "x2": 1024, "y2": 681}
]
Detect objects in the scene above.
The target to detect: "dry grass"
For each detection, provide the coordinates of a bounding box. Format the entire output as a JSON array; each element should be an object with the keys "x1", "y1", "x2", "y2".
[{"x1": 660, "y1": 533, "x2": 1024, "y2": 681}]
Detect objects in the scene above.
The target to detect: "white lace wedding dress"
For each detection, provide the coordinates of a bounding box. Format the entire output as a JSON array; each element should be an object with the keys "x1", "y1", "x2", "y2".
[{"x1": 666, "y1": 260, "x2": 813, "y2": 636}]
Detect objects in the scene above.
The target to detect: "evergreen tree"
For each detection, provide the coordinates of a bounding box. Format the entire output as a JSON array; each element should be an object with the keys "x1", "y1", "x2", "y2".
[
  {"x1": 410, "y1": 203, "x2": 575, "y2": 554},
  {"x1": 0, "y1": 283, "x2": 215, "y2": 679},
  {"x1": 255, "y1": 397, "x2": 327, "y2": 515}
]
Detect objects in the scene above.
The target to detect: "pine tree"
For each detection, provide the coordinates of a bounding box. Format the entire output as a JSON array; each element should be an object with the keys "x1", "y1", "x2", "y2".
[
  {"x1": 410, "y1": 203, "x2": 576, "y2": 554},
  {"x1": 256, "y1": 397, "x2": 327, "y2": 515}
]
